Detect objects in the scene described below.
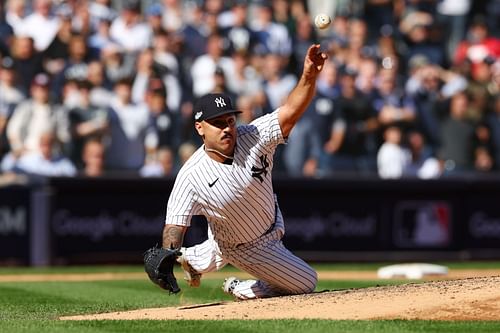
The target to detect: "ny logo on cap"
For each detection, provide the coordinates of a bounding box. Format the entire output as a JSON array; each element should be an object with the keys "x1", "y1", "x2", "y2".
[{"x1": 214, "y1": 97, "x2": 226, "y2": 108}]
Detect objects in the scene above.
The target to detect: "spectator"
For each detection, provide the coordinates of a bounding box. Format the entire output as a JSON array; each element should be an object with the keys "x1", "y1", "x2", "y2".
[
  {"x1": 316, "y1": 59, "x2": 340, "y2": 100},
  {"x1": 204, "y1": 0, "x2": 225, "y2": 17},
  {"x1": 71, "y1": 2, "x2": 92, "y2": 37},
  {"x1": 485, "y1": 96, "x2": 500, "y2": 170},
  {"x1": 145, "y1": 3, "x2": 164, "y2": 35},
  {"x1": 67, "y1": 80, "x2": 109, "y2": 169},
  {"x1": 0, "y1": 102, "x2": 10, "y2": 160},
  {"x1": 212, "y1": 66, "x2": 237, "y2": 101},
  {"x1": 80, "y1": 138, "x2": 105, "y2": 177},
  {"x1": 0, "y1": 56, "x2": 25, "y2": 158},
  {"x1": 235, "y1": 94, "x2": 259, "y2": 125},
  {"x1": 177, "y1": 140, "x2": 196, "y2": 166},
  {"x1": 310, "y1": 60, "x2": 339, "y2": 155},
  {"x1": 289, "y1": 0, "x2": 308, "y2": 23},
  {"x1": 321, "y1": 66, "x2": 379, "y2": 175},
  {"x1": 406, "y1": 61, "x2": 467, "y2": 151},
  {"x1": 14, "y1": 130, "x2": 76, "y2": 177},
  {"x1": 250, "y1": 1, "x2": 292, "y2": 57},
  {"x1": 405, "y1": 54, "x2": 431, "y2": 94},
  {"x1": 144, "y1": 78, "x2": 180, "y2": 152},
  {"x1": 5, "y1": 0, "x2": 26, "y2": 36},
  {"x1": 6, "y1": 73, "x2": 68, "y2": 158},
  {"x1": 132, "y1": 48, "x2": 159, "y2": 105},
  {"x1": 177, "y1": 2, "x2": 208, "y2": 63},
  {"x1": 454, "y1": 15, "x2": 500, "y2": 80},
  {"x1": 466, "y1": 56, "x2": 497, "y2": 122},
  {"x1": 87, "y1": 15, "x2": 116, "y2": 59},
  {"x1": 190, "y1": 33, "x2": 235, "y2": 97},
  {"x1": 131, "y1": 48, "x2": 182, "y2": 113},
  {"x1": 100, "y1": 44, "x2": 135, "y2": 84},
  {"x1": 0, "y1": 1, "x2": 497, "y2": 180},
  {"x1": 105, "y1": 77, "x2": 152, "y2": 171},
  {"x1": 52, "y1": 33, "x2": 91, "y2": 100},
  {"x1": 344, "y1": 18, "x2": 369, "y2": 70},
  {"x1": 0, "y1": 56, "x2": 25, "y2": 108},
  {"x1": 0, "y1": 143, "x2": 17, "y2": 172},
  {"x1": 486, "y1": 0, "x2": 500, "y2": 37},
  {"x1": 88, "y1": 0, "x2": 117, "y2": 31},
  {"x1": 16, "y1": 0, "x2": 60, "y2": 52},
  {"x1": 474, "y1": 145, "x2": 494, "y2": 173},
  {"x1": 152, "y1": 29, "x2": 179, "y2": 76},
  {"x1": 86, "y1": 60, "x2": 113, "y2": 108},
  {"x1": 290, "y1": 12, "x2": 317, "y2": 77},
  {"x1": 438, "y1": 92, "x2": 476, "y2": 174},
  {"x1": 377, "y1": 125, "x2": 410, "y2": 179},
  {"x1": 436, "y1": 0, "x2": 471, "y2": 61},
  {"x1": 355, "y1": 56, "x2": 378, "y2": 98},
  {"x1": 373, "y1": 68, "x2": 416, "y2": 129},
  {"x1": 403, "y1": 130, "x2": 441, "y2": 179},
  {"x1": 399, "y1": 11, "x2": 446, "y2": 67},
  {"x1": 261, "y1": 53, "x2": 297, "y2": 112},
  {"x1": 10, "y1": 35, "x2": 43, "y2": 95},
  {"x1": 203, "y1": 11, "x2": 224, "y2": 40},
  {"x1": 282, "y1": 105, "x2": 322, "y2": 178},
  {"x1": 109, "y1": 0, "x2": 152, "y2": 53},
  {"x1": 220, "y1": 1, "x2": 255, "y2": 54},
  {"x1": 229, "y1": 51, "x2": 263, "y2": 99},
  {"x1": 271, "y1": 0, "x2": 298, "y2": 36},
  {"x1": 325, "y1": 14, "x2": 349, "y2": 51},
  {"x1": 0, "y1": 1, "x2": 13, "y2": 57},
  {"x1": 161, "y1": 0, "x2": 187, "y2": 33},
  {"x1": 140, "y1": 146, "x2": 175, "y2": 177},
  {"x1": 467, "y1": 80, "x2": 492, "y2": 123},
  {"x1": 363, "y1": 0, "x2": 397, "y2": 43},
  {"x1": 42, "y1": 9, "x2": 72, "y2": 76},
  {"x1": 375, "y1": 32, "x2": 399, "y2": 66}
]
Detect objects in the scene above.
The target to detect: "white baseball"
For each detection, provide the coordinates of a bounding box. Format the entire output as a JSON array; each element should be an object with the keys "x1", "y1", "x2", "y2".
[{"x1": 314, "y1": 13, "x2": 331, "y2": 29}]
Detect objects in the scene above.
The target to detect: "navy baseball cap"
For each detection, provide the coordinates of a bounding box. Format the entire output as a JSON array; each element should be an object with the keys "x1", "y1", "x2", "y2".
[{"x1": 194, "y1": 93, "x2": 241, "y2": 122}]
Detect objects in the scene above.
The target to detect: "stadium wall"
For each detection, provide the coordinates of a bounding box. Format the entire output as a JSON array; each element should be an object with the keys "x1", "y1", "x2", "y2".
[{"x1": 1, "y1": 176, "x2": 500, "y2": 265}]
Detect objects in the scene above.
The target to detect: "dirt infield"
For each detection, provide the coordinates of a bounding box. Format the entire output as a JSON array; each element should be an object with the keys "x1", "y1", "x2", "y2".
[{"x1": 60, "y1": 274, "x2": 500, "y2": 321}]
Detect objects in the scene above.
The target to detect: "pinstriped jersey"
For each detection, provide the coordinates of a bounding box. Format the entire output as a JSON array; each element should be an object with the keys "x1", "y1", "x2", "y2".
[{"x1": 165, "y1": 110, "x2": 285, "y2": 245}]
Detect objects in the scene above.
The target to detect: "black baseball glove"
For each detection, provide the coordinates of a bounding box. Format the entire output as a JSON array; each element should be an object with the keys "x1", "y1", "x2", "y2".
[{"x1": 143, "y1": 245, "x2": 181, "y2": 294}]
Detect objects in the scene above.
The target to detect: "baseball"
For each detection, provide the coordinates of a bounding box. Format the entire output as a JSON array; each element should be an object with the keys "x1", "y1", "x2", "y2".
[{"x1": 314, "y1": 13, "x2": 331, "y2": 29}]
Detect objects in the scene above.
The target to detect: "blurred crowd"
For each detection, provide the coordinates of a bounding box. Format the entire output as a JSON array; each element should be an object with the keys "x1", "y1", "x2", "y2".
[{"x1": 0, "y1": 0, "x2": 499, "y2": 180}]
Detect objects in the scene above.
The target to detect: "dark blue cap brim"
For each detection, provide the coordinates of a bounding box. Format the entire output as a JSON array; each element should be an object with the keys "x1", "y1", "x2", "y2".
[{"x1": 197, "y1": 109, "x2": 242, "y2": 122}]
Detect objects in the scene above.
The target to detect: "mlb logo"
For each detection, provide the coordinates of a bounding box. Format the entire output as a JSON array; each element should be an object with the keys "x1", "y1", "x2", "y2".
[{"x1": 393, "y1": 201, "x2": 452, "y2": 248}]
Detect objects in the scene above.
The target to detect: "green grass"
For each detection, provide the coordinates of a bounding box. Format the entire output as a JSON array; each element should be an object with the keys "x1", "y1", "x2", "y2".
[
  {"x1": 4, "y1": 319, "x2": 500, "y2": 333},
  {"x1": 314, "y1": 261, "x2": 500, "y2": 271},
  {"x1": 1, "y1": 263, "x2": 500, "y2": 333},
  {"x1": 0, "y1": 265, "x2": 143, "y2": 275},
  {"x1": 1, "y1": 260, "x2": 500, "y2": 275}
]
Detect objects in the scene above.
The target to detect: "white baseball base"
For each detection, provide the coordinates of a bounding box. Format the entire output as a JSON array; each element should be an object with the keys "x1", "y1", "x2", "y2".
[{"x1": 377, "y1": 263, "x2": 449, "y2": 279}]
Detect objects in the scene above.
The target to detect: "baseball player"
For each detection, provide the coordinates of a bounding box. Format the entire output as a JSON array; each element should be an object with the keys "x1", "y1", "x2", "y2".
[{"x1": 161, "y1": 45, "x2": 327, "y2": 299}]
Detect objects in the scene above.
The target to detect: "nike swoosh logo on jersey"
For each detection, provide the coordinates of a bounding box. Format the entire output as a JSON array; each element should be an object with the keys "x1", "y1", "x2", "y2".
[{"x1": 208, "y1": 178, "x2": 219, "y2": 187}]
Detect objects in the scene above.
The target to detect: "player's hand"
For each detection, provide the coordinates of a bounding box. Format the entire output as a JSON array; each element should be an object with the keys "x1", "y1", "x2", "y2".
[{"x1": 303, "y1": 44, "x2": 328, "y2": 79}]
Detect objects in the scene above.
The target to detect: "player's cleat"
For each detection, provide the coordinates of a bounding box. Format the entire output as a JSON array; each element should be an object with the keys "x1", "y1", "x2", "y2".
[
  {"x1": 176, "y1": 249, "x2": 202, "y2": 287},
  {"x1": 222, "y1": 276, "x2": 242, "y2": 295}
]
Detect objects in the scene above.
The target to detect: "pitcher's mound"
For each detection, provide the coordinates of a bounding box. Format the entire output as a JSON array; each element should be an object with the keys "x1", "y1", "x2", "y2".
[{"x1": 61, "y1": 276, "x2": 500, "y2": 321}]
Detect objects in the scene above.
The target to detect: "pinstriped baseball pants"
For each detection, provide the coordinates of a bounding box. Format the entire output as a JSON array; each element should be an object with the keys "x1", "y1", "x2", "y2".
[{"x1": 182, "y1": 204, "x2": 317, "y2": 299}]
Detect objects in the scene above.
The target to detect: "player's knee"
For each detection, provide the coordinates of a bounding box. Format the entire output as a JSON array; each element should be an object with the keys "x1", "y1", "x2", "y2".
[
  {"x1": 302, "y1": 271, "x2": 318, "y2": 293},
  {"x1": 290, "y1": 271, "x2": 317, "y2": 295}
]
